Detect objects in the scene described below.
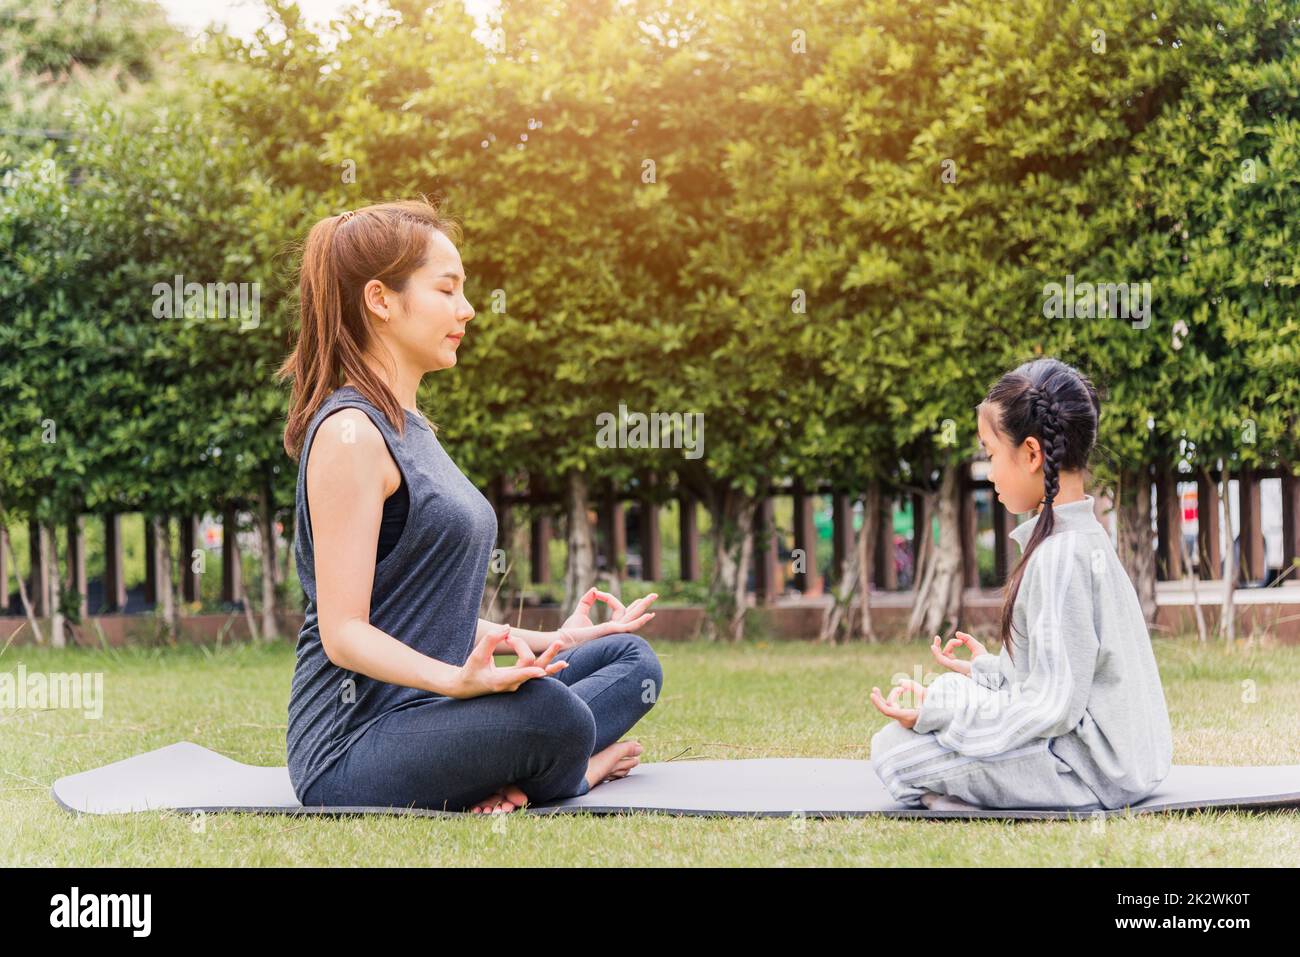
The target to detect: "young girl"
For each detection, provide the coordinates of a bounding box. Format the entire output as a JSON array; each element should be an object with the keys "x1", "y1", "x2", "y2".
[{"x1": 868, "y1": 357, "x2": 1173, "y2": 810}]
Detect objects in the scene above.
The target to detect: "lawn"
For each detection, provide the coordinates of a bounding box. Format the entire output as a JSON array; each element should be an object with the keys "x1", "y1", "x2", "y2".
[{"x1": 3, "y1": 636, "x2": 1299, "y2": 866}]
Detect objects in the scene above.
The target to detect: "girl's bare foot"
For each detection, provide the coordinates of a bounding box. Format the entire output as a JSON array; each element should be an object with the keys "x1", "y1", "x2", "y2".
[
  {"x1": 469, "y1": 782, "x2": 529, "y2": 814},
  {"x1": 585, "y1": 740, "x2": 643, "y2": 790},
  {"x1": 920, "y1": 790, "x2": 977, "y2": 811}
]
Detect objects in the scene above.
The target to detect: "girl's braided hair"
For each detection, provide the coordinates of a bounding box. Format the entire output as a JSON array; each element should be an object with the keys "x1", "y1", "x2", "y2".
[{"x1": 980, "y1": 358, "x2": 1101, "y2": 657}]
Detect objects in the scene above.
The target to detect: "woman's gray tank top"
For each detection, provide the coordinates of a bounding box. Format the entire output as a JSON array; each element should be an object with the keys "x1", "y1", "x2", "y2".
[{"x1": 286, "y1": 385, "x2": 498, "y2": 800}]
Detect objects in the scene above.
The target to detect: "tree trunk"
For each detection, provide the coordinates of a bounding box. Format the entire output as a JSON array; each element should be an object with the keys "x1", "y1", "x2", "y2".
[
  {"x1": 156, "y1": 515, "x2": 179, "y2": 640},
  {"x1": 703, "y1": 486, "x2": 757, "y2": 642},
  {"x1": 820, "y1": 495, "x2": 858, "y2": 644},
  {"x1": 1115, "y1": 466, "x2": 1158, "y2": 624},
  {"x1": 1178, "y1": 521, "x2": 1208, "y2": 643},
  {"x1": 281, "y1": 508, "x2": 296, "y2": 597},
  {"x1": 562, "y1": 470, "x2": 596, "y2": 612},
  {"x1": 257, "y1": 485, "x2": 280, "y2": 641},
  {"x1": 908, "y1": 464, "x2": 964, "y2": 638},
  {"x1": 855, "y1": 484, "x2": 879, "y2": 642},
  {"x1": 0, "y1": 499, "x2": 44, "y2": 644},
  {"x1": 819, "y1": 485, "x2": 880, "y2": 644},
  {"x1": 480, "y1": 479, "x2": 514, "y2": 622},
  {"x1": 600, "y1": 486, "x2": 623, "y2": 603},
  {"x1": 46, "y1": 521, "x2": 65, "y2": 648}
]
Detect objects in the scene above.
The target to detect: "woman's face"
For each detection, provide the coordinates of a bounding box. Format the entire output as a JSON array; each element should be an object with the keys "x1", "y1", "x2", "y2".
[
  {"x1": 368, "y1": 228, "x2": 475, "y2": 372},
  {"x1": 977, "y1": 402, "x2": 1045, "y2": 515}
]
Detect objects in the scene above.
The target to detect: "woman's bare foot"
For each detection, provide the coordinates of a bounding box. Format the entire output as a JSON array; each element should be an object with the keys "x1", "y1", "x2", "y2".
[
  {"x1": 585, "y1": 740, "x2": 643, "y2": 790},
  {"x1": 469, "y1": 782, "x2": 529, "y2": 814},
  {"x1": 469, "y1": 741, "x2": 644, "y2": 811}
]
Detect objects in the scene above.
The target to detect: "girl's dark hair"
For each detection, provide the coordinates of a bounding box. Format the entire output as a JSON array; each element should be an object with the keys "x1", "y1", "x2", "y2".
[
  {"x1": 979, "y1": 357, "x2": 1101, "y2": 656},
  {"x1": 277, "y1": 197, "x2": 461, "y2": 460}
]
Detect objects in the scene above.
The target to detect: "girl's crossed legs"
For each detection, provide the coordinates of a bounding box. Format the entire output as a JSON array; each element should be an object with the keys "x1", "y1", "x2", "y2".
[{"x1": 869, "y1": 674, "x2": 1102, "y2": 811}]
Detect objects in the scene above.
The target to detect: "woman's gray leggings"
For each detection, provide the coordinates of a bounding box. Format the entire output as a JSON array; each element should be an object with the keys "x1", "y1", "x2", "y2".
[{"x1": 300, "y1": 633, "x2": 663, "y2": 811}]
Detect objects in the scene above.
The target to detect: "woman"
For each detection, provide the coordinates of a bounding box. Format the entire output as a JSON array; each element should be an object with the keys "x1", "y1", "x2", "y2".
[{"x1": 280, "y1": 198, "x2": 663, "y2": 814}]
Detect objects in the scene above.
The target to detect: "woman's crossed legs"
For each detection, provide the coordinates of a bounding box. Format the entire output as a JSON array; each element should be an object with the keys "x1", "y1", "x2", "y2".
[
  {"x1": 471, "y1": 632, "x2": 664, "y2": 812},
  {"x1": 302, "y1": 633, "x2": 662, "y2": 813}
]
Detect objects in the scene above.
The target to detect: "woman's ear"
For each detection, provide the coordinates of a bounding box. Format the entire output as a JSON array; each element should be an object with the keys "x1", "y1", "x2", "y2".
[{"x1": 362, "y1": 278, "x2": 391, "y2": 323}]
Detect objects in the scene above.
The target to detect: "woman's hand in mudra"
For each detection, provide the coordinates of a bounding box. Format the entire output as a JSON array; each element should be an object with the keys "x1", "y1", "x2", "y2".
[
  {"x1": 449, "y1": 625, "x2": 567, "y2": 699},
  {"x1": 556, "y1": 587, "x2": 658, "y2": 650}
]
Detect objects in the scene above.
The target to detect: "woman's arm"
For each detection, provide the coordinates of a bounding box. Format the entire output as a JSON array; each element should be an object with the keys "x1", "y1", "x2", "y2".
[
  {"x1": 477, "y1": 588, "x2": 659, "y2": 655},
  {"x1": 476, "y1": 618, "x2": 556, "y2": 655},
  {"x1": 308, "y1": 409, "x2": 558, "y2": 698},
  {"x1": 330, "y1": 617, "x2": 467, "y2": 695}
]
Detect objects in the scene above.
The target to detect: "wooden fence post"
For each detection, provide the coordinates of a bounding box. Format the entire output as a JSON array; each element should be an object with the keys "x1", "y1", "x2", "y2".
[
  {"x1": 1155, "y1": 471, "x2": 1184, "y2": 581},
  {"x1": 1282, "y1": 471, "x2": 1300, "y2": 584},
  {"x1": 1238, "y1": 466, "x2": 1265, "y2": 585},
  {"x1": 873, "y1": 492, "x2": 897, "y2": 590},
  {"x1": 830, "y1": 493, "x2": 852, "y2": 586},
  {"x1": 959, "y1": 466, "x2": 978, "y2": 589},
  {"x1": 599, "y1": 488, "x2": 626, "y2": 579},
  {"x1": 221, "y1": 507, "x2": 243, "y2": 605},
  {"x1": 752, "y1": 495, "x2": 780, "y2": 604},
  {"x1": 792, "y1": 484, "x2": 820, "y2": 595},
  {"x1": 179, "y1": 515, "x2": 201, "y2": 602},
  {"x1": 0, "y1": 525, "x2": 7, "y2": 615},
  {"x1": 529, "y1": 476, "x2": 553, "y2": 585},
  {"x1": 30, "y1": 518, "x2": 50, "y2": 618},
  {"x1": 911, "y1": 493, "x2": 926, "y2": 585},
  {"x1": 103, "y1": 514, "x2": 127, "y2": 612},
  {"x1": 992, "y1": 497, "x2": 1014, "y2": 584},
  {"x1": 66, "y1": 515, "x2": 88, "y2": 620},
  {"x1": 638, "y1": 493, "x2": 662, "y2": 582},
  {"x1": 1197, "y1": 473, "x2": 1221, "y2": 580},
  {"x1": 679, "y1": 491, "x2": 700, "y2": 582}
]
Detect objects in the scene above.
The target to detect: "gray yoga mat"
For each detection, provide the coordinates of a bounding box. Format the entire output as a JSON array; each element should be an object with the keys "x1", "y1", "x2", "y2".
[{"x1": 51, "y1": 741, "x2": 1300, "y2": 820}]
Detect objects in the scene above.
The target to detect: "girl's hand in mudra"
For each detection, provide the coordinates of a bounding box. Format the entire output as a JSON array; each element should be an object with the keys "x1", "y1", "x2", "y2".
[
  {"x1": 449, "y1": 625, "x2": 567, "y2": 699},
  {"x1": 870, "y1": 679, "x2": 926, "y2": 730},
  {"x1": 929, "y1": 631, "x2": 987, "y2": 676},
  {"x1": 556, "y1": 587, "x2": 658, "y2": 649}
]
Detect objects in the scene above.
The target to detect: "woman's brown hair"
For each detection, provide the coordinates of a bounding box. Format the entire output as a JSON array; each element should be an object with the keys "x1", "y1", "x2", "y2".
[
  {"x1": 278, "y1": 197, "x2": 462, "y2": 460},
  {"x1": 980, "y1": 357, "x2": 1101, "y2": 659}
]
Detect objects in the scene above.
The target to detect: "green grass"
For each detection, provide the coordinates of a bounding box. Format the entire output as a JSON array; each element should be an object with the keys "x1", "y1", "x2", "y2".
[{"x1": 3, "y1": 637, "x2": 1299, "y2": 866}]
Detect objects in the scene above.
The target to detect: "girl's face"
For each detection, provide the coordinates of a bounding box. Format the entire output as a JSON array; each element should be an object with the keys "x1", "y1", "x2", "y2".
[
  {"x1": 977, "y1": 402, "x2": 1045, "y2": 515},
  {"x1": 366, "y1": 228, "x2": 475, "y2": 372}
]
